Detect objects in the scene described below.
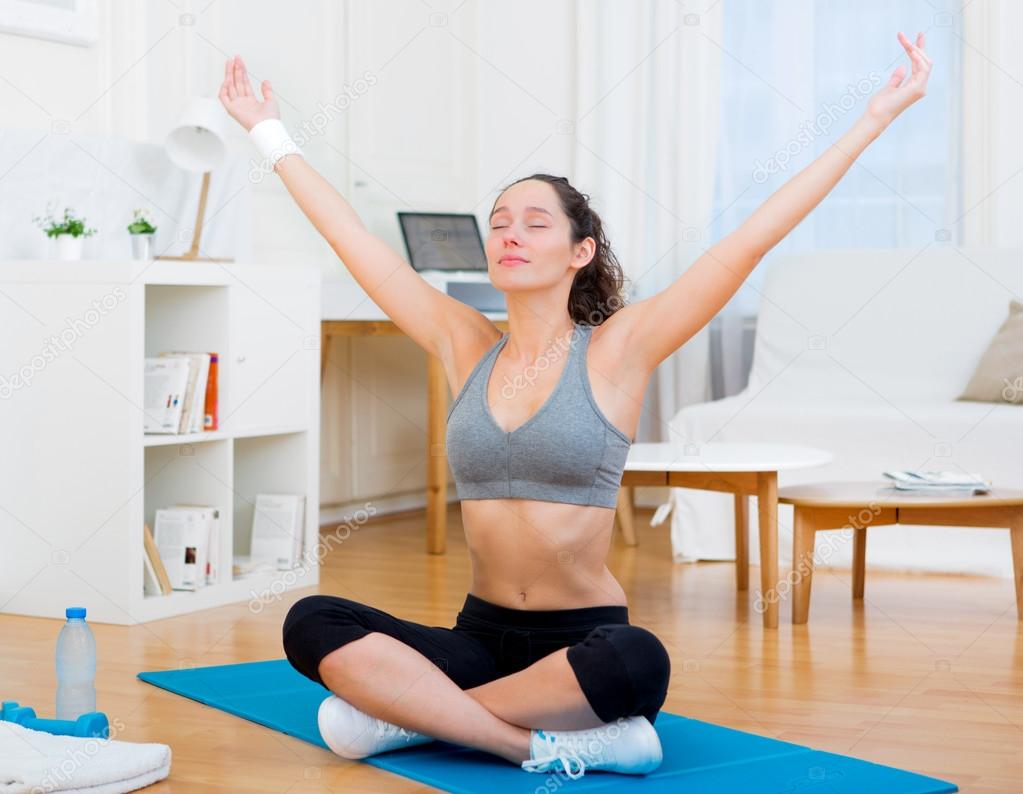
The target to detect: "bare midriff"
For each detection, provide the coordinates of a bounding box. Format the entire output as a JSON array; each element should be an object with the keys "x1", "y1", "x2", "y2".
[{"x1": 461, "y1": 497, "x2": 628, "y2": 610}]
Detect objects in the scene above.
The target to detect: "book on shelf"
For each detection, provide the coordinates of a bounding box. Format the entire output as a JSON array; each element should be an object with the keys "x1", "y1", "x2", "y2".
[
  {"x1": 204, "y1": 353, "x2": 219, "y2": 431},
  {"x1": 143, "y1": 522, "x2": 173, "y2": 596},
  {"x1": 883, "y1": 470, "x2": 991, "y2": 494},
  {"x1": 250, "y1": 494, "x2": 306, "y2": 571},
  {"x1": 153, "y1": 505, "x2": 221, "y2": 590},
  {"x1": 144, "y1": 352, "x2": 219, "y2": 435},
  {"x1": 143, "y1": 358, "x2": 190, "y2": 433},
  {"x1": 158, "y1": 352, "x2": 209, "y2": 433}
]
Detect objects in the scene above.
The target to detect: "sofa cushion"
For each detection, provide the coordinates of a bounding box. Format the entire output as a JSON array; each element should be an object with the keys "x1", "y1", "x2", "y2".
[{"x1": 958, "y1": 298, "x2": 1023, "y2": 405}]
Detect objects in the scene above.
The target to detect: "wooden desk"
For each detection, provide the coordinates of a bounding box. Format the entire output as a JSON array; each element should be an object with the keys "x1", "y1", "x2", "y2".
[{"x1": 321, "y1": 318, "x2": 508, "y2": 555}]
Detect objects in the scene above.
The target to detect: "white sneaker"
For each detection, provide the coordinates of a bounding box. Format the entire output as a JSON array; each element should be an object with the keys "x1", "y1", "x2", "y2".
[
  {"x1": 317, "y1": 694, "x2": 434, "y2": 759},
  {"x1": 521, "y1": 716, "x2": 662, "y2": 779}
]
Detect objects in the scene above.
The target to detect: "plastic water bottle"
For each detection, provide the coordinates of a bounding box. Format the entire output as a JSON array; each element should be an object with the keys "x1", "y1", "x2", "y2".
[{"x1": 56, "y1": 606, "x2": 97, "y2": 720}]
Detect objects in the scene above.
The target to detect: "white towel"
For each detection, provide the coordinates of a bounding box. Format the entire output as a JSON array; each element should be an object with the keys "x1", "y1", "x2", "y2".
[{"x1": 0, "y1": 721, "x2": 170, "y2": 794}]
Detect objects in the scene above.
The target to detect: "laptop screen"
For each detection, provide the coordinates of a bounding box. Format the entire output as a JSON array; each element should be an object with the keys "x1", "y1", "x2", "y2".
[{"x1": 397, "y1": 212, "x2": 487, "y2": 272}]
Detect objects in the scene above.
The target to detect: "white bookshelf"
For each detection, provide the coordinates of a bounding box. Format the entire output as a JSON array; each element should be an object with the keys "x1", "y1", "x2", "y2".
[{"x1": 0, "y1": 260, "x2": 320, "y2": 624}]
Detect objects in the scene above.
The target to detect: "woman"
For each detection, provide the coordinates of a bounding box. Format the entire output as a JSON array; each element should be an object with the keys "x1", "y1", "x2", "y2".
[{"x1": 218, "y1": 31, "x2": 931, "y2": 780}]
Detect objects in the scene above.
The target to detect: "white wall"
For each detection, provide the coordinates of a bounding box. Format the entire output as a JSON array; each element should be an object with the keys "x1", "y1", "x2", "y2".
[{"x1": 0, "y1": 0, "x2": 579, "y2": 511}]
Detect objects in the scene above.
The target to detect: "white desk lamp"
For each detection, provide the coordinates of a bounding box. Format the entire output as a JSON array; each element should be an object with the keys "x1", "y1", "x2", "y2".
[{"x1": 158, "y1": 97, "x2": 233, "y2": 262}]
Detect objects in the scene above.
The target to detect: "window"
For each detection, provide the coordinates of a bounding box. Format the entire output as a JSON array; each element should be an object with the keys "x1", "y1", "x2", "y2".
[{"x1": 709, "y1": 0, "x2": 963, "y2": 317}]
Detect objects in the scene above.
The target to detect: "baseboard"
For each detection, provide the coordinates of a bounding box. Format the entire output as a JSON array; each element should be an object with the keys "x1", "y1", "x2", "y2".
[{"x1": 318, "y1": 489, "x2": 457, "y2": 527}]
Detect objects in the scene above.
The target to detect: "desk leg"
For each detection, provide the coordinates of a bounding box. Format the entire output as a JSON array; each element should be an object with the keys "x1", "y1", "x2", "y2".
[
  {"x1": 734, "y1": 493, "x2": 748, "y2": 591},
  {"x1": 1011, "y1": 510, "x2": 1023, "y2": 621},
  {"x1": 615, "y1": 487, "x2": 638, "y2": 546},
  {"x1": 852, "y1": 526, "x2": 867, "y2": 599},
  {"x1": 320, "y1": 326, "x2": 330, "y2": 382},
  {"x1": 757, "y1": 471, "x2": 779, "y2": 629},
  {"x1": 791, "y1": 507, "x2": 816, "y2": 624},
  {"x1": 426, "y1": 353, "x2": 447, "y2": 555}
]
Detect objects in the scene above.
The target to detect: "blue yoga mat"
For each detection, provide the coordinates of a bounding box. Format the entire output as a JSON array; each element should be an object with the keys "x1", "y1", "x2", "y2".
[{"x1": 137, "y1": 659, "x2": 957, "y2": 793}]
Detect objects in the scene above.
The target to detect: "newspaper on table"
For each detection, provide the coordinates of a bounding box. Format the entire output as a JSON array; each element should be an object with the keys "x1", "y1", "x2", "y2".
[{"x1": 883, "y1": 470, "x2": 991, "y2": 495}]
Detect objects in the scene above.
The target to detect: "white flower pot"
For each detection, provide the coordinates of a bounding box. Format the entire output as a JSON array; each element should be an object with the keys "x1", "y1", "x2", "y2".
[
  {"x1": 130, "y1": 233, "x2": 154, "y2": 261},
  {"x1": 55, "y1": 234, "x2": 84, "y2": 261}
]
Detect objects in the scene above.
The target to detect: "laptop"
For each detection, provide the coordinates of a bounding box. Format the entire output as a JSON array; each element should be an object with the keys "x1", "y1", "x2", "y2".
[{"x1": 396, "y1": 212, "x2": 506, "y2": 313}]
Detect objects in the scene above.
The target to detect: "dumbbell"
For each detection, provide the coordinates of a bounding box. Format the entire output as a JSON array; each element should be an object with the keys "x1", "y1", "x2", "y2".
[{"x1": 1, "y1": 701, "x2": 109, "y2": 739}]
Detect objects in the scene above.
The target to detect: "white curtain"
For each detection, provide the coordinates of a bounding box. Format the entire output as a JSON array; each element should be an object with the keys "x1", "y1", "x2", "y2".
[
  {"x1": 572, "y1": 0, "x2": 723, "y2": 442},
  {"x1": 669, "y1": 0, "x2": 965, "y2": 565},
  {"x1": 710, "y1": 0, "x2": 963, "y2": 398}
]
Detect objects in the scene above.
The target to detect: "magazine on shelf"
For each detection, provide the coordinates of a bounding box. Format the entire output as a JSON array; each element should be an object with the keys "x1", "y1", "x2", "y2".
[
  {"x1": 153, "y1": 506, "x2": 215, "y2": 590},
  {"x1": 172, "y1": 504, "x2": 221, "y2": 585},
  {"x1": 154, "y1": 354, "x2": 210, "y2": 433},
  {"x1": 145, "y1": 352, "x2": 217, "y2": 436},
  {"x1": 250, "y1": 494, "x2": 306, "y2": 571},
  {"x1": 158, "y1": 352, "x2": 211, "y2": 433},
  {"x1": 143, "y1": 357, "x2": 191, "y2": 433},
  {"x1": 883, "y1": 470, "x2": 991, "y2": 494}
]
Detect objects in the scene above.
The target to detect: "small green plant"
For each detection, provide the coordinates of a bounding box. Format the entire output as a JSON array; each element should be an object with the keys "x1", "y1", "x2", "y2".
[
  {"x1": 127, "y1": 209, "x2": 157, "y2": 235},
  {"x1": 34, "y1": 207, "x2": 96, "y2": 238}
]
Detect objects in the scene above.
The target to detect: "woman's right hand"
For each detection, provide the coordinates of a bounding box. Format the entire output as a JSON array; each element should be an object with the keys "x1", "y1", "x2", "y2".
[{"x1": 218, "y1": 55, "x2": 279, "y2": 132}]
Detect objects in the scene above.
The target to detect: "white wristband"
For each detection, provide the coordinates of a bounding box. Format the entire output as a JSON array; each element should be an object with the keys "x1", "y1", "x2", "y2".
[{"x1": 249, "y1": 118, "x2": 302, "y2": 168}]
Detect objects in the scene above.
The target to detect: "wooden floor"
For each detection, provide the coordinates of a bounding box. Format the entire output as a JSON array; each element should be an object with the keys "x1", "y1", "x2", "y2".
[{"x1": 4, "y1": 505, "x2": 1023, "y2": 793}]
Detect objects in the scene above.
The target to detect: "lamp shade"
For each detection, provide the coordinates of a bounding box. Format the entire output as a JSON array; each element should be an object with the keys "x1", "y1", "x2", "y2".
[{"x1": 164, "y1": 97, "x2": 229, "y2": 173}]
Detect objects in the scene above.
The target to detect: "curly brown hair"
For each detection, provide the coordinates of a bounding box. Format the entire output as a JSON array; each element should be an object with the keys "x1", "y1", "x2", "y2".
[{"x1": 496, "y1": 174, "x2": 628, "y2": 326}]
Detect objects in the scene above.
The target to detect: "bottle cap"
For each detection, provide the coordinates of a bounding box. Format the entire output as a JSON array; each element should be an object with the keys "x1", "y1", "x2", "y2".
[{"x1": 66, "y1": 606, "x2": 86, "y2": 619}]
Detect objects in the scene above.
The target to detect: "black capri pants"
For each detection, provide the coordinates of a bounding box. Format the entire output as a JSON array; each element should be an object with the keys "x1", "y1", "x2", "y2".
[{"x1": 283, "y1": 592, "x2": 671, "y2": 725}]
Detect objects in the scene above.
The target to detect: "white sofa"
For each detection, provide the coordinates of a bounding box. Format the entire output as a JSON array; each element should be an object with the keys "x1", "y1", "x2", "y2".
[{"x1": 666, "y1": 247, "x2": 1023, "y2": 578}]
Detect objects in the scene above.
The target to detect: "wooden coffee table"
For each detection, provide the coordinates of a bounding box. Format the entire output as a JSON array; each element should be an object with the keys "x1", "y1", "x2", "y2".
[
  {"x1": 777, "y1": 481, "x2": 1023, "y2": 624},
  {"x1": 617, "y1": 442, "x2": 833, "y2": 629}
]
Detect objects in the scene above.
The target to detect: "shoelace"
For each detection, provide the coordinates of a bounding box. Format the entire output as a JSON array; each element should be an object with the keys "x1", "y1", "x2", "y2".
[
  {"x1": 521, "y1": 732, "x2": 588, "y2": 780},
  {"x1": 374, "y1": 719, "x2": 420, "y2": 743}
]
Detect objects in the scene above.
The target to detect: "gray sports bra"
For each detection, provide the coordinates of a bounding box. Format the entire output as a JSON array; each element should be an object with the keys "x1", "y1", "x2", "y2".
[{"x1": 445, "y1": 322, "x2": 633, "y2": 509}]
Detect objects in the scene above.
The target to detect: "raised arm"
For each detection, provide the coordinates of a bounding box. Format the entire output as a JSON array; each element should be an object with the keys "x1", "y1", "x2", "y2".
[
  {"x1": 616, "y1": 31, "x2": 933, "y2": 371},
  {"x1": 218, "y1": 55, "x2": 497, "y2": 361}
]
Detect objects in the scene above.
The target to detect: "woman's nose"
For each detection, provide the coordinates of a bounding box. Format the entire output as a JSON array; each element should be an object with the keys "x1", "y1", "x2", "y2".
[{"x1": 501, "y1": 226, "x2": 521, "y2": 244}]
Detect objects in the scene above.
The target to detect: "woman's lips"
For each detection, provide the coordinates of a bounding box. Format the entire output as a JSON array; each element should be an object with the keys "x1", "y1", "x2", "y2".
[{"x1": 499, "y1": 256, "x2": 528, "y2": 266}]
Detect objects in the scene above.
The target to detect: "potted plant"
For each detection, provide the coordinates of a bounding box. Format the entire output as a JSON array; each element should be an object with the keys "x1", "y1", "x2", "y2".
[
  {"x1": 127, "y1": 209, "x2": 158, "y2": 260},
  {"x1": 34, "y1": 207, "x2": 96, "y2": 261}
]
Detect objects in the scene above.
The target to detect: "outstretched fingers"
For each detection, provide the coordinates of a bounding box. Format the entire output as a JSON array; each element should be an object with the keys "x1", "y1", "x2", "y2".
[
  {"x1": 914, "y1": 32, "x2": 933, "y2": 66},
  {"x1": 898, "y1": 31, "x2": 932, "y2": 74},
  {"x1": 896, "y1": 31, "x2": 933, "y2": 96},
  {"x1": 232, "y1": 54, "x2": 252, "y2": 99},
  {"x1": 886, "y1": 63, "x2": 907, "y2": 89},
  {"x1": 222, "y1": 56, "x2": 236, "y2": 102}
]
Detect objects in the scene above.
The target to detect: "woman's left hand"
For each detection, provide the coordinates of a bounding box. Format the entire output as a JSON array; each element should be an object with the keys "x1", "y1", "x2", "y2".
[{"x1": 865, "y1": 31, "x2": 933, "y2": 129}]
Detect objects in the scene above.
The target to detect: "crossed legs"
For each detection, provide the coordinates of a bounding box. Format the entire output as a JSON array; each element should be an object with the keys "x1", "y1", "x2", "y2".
[
  {"x1": 285, "y1": 595, "x2": 671, "y2": 765},
  {"x1": 317, "y1": 635, "x2": 597, "y2": 763}
]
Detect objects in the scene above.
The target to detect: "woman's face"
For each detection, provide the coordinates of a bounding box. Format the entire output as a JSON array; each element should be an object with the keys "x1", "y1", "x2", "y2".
[{"x1": 485, "y1": 180, "x2": 590, "y2": 290}]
